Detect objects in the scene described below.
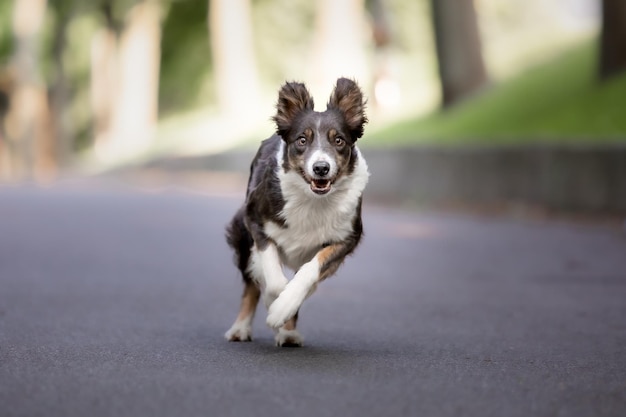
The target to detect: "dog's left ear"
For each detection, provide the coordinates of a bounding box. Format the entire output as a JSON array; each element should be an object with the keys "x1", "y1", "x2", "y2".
[
  {"x1": 327, "y1": 78, "x2": 368, "y2": 140},
  {"x1": 273, "y1": 81, "x2": 315, "y2": 138}
]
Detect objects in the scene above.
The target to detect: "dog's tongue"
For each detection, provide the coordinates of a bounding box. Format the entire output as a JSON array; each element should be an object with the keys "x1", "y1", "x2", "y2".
[{"x1": 311, "y1": 179, "x2": 331, "y2": 195}]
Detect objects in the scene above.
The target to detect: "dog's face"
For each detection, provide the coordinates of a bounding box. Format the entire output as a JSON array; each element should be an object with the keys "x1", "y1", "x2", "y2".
[{"x1": 273, "y1": 78, "x2": 367, "y2": 195}]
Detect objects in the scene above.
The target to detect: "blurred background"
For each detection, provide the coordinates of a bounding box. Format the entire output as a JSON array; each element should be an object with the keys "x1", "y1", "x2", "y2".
[{"x1": 0, "y1": 0, "x2": 624, "y2": 183}]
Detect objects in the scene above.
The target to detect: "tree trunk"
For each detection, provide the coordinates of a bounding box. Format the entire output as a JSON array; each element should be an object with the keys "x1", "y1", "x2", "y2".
[
  {"x1": 91, "y1": 1, "x2": 119, "y2": 155},
  {"x1": 6, "y1": 0, "x2": 55, "y2": 180},
  {"x1": 208, "y1": 0, "x2": 260, "y2": 115},
  {"x1": 430, "y1": 0, "x2": 488, "y2": 108},
  {"x1": 107, "y1": 0, "x2": 162, "y2": 157},
  {"x1": 599, "y1": 0, "x2": 626, "y2": 80},
  {"x1": 311, "y1": 0, "x2": 368, "y2": 100}
]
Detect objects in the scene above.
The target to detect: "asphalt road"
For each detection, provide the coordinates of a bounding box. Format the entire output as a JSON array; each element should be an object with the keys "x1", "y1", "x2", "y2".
[{"x1": 1, "y1": 179, "x2": 625, "y2": 417}]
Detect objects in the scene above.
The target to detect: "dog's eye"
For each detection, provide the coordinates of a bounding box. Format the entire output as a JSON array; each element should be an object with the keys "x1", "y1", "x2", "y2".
[
  {"x1": 334, "y1": 137, "x2": 345, "y2": 147},
  {"x1": 296, "y1": 136, "x2": 307, "y2": 147}
]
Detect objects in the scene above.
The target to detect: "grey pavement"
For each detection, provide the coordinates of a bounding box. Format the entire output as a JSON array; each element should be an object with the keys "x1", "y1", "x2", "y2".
[{"x1": 1, "y1": 179, "x2": 625, "y2": 417}]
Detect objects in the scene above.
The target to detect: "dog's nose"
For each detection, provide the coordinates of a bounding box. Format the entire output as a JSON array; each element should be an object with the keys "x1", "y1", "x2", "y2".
[{"x1": 312, "y1": 161, "x2": 330, "y2": 177}]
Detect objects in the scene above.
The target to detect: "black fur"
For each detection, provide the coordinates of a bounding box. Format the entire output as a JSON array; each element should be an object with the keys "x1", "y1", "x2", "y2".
[{"x1": 226, "y1": 136, "x2": 285, "y2": 259}]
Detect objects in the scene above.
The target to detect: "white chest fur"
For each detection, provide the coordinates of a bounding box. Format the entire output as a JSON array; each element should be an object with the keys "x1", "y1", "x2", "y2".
[{"x1": 265, "y1": 143, "x2": 369, "y2": 271}]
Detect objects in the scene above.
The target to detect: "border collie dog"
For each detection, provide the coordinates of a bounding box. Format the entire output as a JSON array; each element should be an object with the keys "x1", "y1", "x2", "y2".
[{"x1": 224, "y1": 78, "x2": 369, "y2": 347}]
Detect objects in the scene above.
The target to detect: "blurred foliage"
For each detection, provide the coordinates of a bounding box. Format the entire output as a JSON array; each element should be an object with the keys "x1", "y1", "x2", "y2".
[
  {"x1": 155, "y1": 0, "x2": 434, "y2": 112},
  {"x1": 61, "y1": 12, "x2": 100, "y2": 151},
  {"x1": 370, "y1": 40, "x2": 626, "y2": 143},
  {"x1": 0, "y1": 0, "x2": 612, "y2": 164},
  {"x1": 251, "y1": 0, "x2": 315, "y2": 86},
  {"x1": 0, "y1": 2, "x2": 12, "y2": 62},
  {"x1": 159, "y1": 0, "x2": 212, "y2": 114}
]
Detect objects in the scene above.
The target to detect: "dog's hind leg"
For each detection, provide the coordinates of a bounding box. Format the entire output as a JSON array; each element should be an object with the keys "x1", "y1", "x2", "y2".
[
  {"x1": 274, "y1": 311, "x2": 303, "y2": 347},
  {"x1": 225, "y1": 209, "x2": 261, "y2": 341},
  {"x1": 225, "y1": 280, "x2": 260, "y2": 342}
]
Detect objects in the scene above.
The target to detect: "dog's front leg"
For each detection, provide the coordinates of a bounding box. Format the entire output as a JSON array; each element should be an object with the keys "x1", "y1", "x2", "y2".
[
  {"x1": 266, "y1": 243, "x2": 349, "y2": 328},
  {"x1": 254, "y1": 243, "x2": 288, "y2": 309}
]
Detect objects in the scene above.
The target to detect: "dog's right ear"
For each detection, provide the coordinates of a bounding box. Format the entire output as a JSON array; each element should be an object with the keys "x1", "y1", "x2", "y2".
[
  {"x1": 327, "y1": 78, "x2": 367, "y2": 140},
  {"x1": 272, "y1": 82, "x2": 314, "y2": 138}
]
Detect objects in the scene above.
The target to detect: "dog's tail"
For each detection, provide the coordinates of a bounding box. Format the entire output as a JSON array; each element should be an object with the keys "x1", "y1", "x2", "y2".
[{"x1": 225, "y1": 207, "x2": 253, "y2": 282}]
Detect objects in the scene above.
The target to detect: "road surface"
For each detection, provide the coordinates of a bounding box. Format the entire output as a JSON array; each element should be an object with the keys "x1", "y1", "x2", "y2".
[{"x1": 1, "y1": 178, "x2": 625, "y2": 417}]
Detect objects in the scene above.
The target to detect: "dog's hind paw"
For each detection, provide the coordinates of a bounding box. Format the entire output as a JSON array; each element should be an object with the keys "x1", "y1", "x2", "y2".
[
  {"x1": 225, "y1": 321, "x2": 252, "y2": 342},
  {"x1": 275, "y1": 328, "x2": 303, "y2": 347}
]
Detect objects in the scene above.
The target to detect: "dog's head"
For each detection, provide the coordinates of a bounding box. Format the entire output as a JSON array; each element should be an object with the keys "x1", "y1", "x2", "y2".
[{"x1": 273, "y1": 78, "x2": 367, "y2": 196}]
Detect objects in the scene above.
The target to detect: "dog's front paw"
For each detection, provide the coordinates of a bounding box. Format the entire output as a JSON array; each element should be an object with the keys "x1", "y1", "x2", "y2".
[
  {"x1": 225, "y1": 321, "x2": 252, "y2": 342},
  {"x1": 266, "y1": 288, "x2": 303, "y2": 328},
  {"x1": 275, "y1": 328, "x2": 303, "y2": 347}
]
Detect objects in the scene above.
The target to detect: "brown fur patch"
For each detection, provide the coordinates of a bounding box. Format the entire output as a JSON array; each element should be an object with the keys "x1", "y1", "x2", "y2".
[
  {"x1": 282, "y1": 316, "x2": 297, "y2": 331},
  {"x1": 235, "y1": 283, "x2": 260, "y2": 322},
  {"x1": 316, "y1": 244, "x2": 346, "y2": 281},
  {"x1": 317, "y1": 244, "x2": 339, "y2": 265}
]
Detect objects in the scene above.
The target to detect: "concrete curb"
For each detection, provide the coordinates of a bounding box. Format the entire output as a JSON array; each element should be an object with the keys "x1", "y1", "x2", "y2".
[{"x1": 141, "y1": 144, "x2": 626, "y2": 213}]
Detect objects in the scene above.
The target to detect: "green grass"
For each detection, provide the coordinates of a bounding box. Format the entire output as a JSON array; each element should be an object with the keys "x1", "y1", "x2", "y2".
[{"x1": 370, "y1": 41, "x2": 626, "y2": 145}]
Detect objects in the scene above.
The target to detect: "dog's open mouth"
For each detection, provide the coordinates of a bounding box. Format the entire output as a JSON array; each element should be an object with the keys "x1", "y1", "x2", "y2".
[{"x1": 310, "y1": 179, "x2": 332, "y2": 195}]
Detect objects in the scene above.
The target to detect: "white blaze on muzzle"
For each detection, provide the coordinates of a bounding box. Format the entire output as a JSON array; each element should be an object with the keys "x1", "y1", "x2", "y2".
[
  {"x1": 306, "y1": 149, "x2": 337, "y2": 179},
  {"x1": 305, "y1": 148, "x2": 337, "y2": 195}
]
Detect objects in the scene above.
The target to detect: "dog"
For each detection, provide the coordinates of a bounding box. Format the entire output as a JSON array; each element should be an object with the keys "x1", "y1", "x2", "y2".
[{"x1": 224, "y1": 78, "x2": 369, "y2": 347}]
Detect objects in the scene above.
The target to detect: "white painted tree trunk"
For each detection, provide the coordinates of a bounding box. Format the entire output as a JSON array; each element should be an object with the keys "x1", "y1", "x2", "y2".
[
  {"x1": 209, "y1": 0, "x2": 261, "y2": 115},
  {"x1": 310, "y1": 0, "x2": 369, "y2": 103},
  {"x1": 105, "y1": 0, "x2": 162, "y2": 159}
]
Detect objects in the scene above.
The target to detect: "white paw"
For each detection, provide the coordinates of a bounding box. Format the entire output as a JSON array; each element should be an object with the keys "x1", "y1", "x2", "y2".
[
  {"x1": 224, "y1": 321, "x2": 252, "y2": 342},
  {"x1": 266, "y1": 287, "x2": 304, "y2": 329},
  {"x1": 274, "y1": 328, "x2": 303, "y2": 347}
]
